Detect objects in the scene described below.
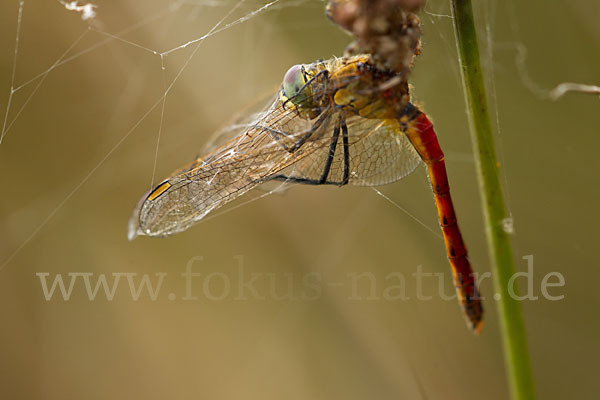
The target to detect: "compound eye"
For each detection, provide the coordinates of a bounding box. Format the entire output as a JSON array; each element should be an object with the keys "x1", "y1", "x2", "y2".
[{"x1": 282, "y1": 64, "x2": 306, "y2": 99}]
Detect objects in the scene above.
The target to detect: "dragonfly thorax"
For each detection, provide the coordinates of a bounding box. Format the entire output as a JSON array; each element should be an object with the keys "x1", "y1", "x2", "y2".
[{"x1": 281, "y1": 56, "x2": 410, "y2": 122}]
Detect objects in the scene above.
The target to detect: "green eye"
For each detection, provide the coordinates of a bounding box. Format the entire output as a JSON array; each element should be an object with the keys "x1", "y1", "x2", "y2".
[{"x1": 282, "y1": 64, "x2": 309, "y2": 105}]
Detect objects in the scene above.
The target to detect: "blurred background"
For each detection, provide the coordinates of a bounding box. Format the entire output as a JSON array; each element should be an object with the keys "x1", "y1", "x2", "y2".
[{"x1": 1, "y1": 0, "x2": 598, "y2": 399}]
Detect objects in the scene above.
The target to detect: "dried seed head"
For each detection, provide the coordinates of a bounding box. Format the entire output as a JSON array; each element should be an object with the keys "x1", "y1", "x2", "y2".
[{"x1": 326, "y1": 0, "x2": 423, "y2": 76}]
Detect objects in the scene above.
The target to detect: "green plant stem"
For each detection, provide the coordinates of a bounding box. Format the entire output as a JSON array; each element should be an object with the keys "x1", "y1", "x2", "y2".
[{"x1": 448, "y1": 1, "x2": 535, "y2": 399}]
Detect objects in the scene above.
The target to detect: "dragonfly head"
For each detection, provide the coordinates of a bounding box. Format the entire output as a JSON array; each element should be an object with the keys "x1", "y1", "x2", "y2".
[
  {"x1": 282, "y1": 64, "x2": 308, "y2": 100},
  {"x1": 281, "y1": 64, "x2": 319, "y2": 118}
]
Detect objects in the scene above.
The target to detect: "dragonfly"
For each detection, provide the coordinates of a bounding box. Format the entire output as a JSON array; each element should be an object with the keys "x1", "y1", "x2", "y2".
[{"x1": 128, "y1": 54, "x2": 483, "y2": 333}]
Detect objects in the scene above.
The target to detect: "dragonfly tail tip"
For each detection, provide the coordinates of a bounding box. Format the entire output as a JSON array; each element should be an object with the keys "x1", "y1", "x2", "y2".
[{"x1": 471, "y1": 320, "x2": 484, "y2": 335}]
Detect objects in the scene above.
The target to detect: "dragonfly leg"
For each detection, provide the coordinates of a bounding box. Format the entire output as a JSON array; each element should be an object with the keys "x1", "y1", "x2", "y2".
[
  {"x1": 341, "y1": 119, "x2": 350, "y2": 185},
  {"x1": 268, "y1": 176, "x2": 335, "y2": 185},
  {"x1": 254, "y1": 108, "x2": 330, "y2": 154},
  {"x1": 256, "y1": 125, "x2": 293, "y2": 151},
  {"x1": 318, "y1": 120, "x2": 341, "y2": 183},
  {"x1": 267, "y1": 118, "x2": 348, "y2": 186},
  {"x1": 288, "y1": 109, "x2": 331, "y2": 153},
  {"x1": 267, "y1": 175, "x2": 347, "y2": 186}
]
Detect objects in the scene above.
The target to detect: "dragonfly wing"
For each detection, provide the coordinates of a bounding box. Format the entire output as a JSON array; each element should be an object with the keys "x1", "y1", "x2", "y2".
[
  {"x1": 129, "y1": 156, "x2": 262, "y2": 239},
  {"x1": 200, "y1": 88, "x2": 278, "y2": 155},
  {"x1": 347, "y1": 116, "x2": 423, "y2": 186},
  {"x1": 275, "y1": 115, "x2": 422, "y2": 186},
  {"x1": 128, "y1": 99, "x2": 323, "y2": 239},
  {"x1": 129, "y1": 96, "x2": 420, "y2": 239}
]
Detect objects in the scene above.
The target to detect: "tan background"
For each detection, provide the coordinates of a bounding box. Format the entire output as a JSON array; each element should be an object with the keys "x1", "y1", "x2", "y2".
[{"x1": 1, "y1": 0, "x2": 598, "y2": 399}]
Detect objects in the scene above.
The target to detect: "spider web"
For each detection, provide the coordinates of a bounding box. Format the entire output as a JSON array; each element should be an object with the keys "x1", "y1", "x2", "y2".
[
  {"x1": 0, "y1": 0, "x2": 598, "y2": 262},
  {"x1": 2, "y1": 0, "x2": 596, "y2": 268},
  {"x1": 0, "y1": 0, "x2": 309, "y2": 269},
  {"x1": 1, "y1": 2, "x2": 598, "y2": 399},
  {"x1": 1, "y1": 0, "x2": 591, "y2": 269}
]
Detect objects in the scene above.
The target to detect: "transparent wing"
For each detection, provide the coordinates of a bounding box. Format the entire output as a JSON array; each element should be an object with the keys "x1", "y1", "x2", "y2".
[
  {"x1": 274, "y1": 115, "x2": 422, "y2": 186},
  {"x1": 128, "y1": 94, "x2": 422, "y2": 239},
  {"x1": 200, "y1": 86, "x2": 279, "y2": 154},
  {"x1": 128, "y1": 95, "x2": 329, "y2": 239}
]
